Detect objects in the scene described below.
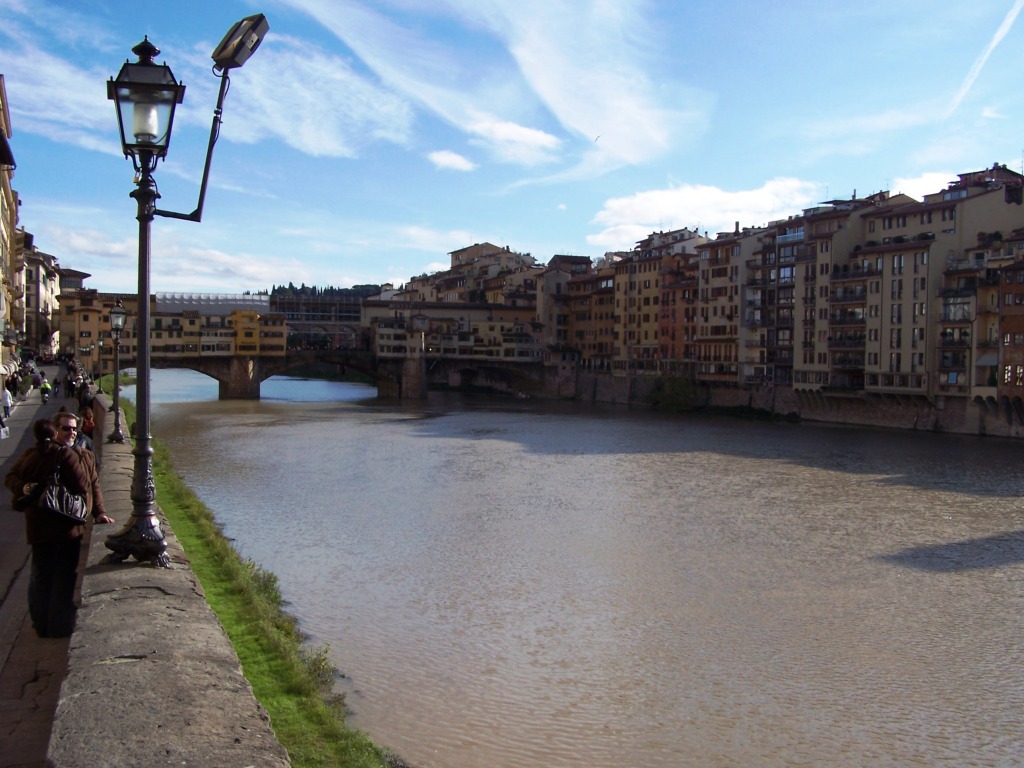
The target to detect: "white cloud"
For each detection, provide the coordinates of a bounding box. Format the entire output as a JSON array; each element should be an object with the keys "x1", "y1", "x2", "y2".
[
  {"x1": 891, "y1": 172, "x2": 955, "y2": 201},
  {"x1": 428, "y1": 150, "x2": 477, "y2": 171},
  {"x1": 277, "y1": 0, "x2": 706, "y2": 175},
  {"x1": 221, "y1": 34, "x2": 415, "y2": 157},
  {"x1": 444, "y1": 0, "x2": 708, "y2": 171},
  {"x1": 394, "y1": 224, "x2": 476, "y2": 253},
  {"x1": 589, "y1": 178, "x2": 822, "y2": 249},
  {"x1": 152, "y1": 245, "x2": 309, "y2": 292},
  {"x1": 466, "y1": 115, "x2": 561, "y2": 164},
  {"x1": 0, "y1": 39, "x2": 116, "y2": 150}
]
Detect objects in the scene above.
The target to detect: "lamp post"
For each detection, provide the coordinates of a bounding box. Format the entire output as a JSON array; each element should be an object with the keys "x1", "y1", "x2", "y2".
[
  {"x1": 107, "y1": 302, "x2": 127, "y2": 443},
  {"x1": 104, "y1": 17, "x2": 268, "y2": 568},
  {"x1": 103, "y1": 37, "x2": 184, "y2": 568},
  {"x1": 79, "y1": 343, "x2": 94, "y2": 376},
  {"x1": 96, "y1": 339, "x2": 105, "y2": 392}
]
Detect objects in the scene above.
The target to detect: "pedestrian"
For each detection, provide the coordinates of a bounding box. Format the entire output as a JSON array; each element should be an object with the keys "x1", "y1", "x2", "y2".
[
  {"x1": 1, "y1": 384, "x2": 12, "y2": 418},
  {"x1": 53, "y1": 411, "x2": 107, "y2": 513},
  {"x1": 4, "y1": 417, "x2": 114, "y2": 638},
  {"x1": 77, "y1": 406, "x2": 95, "y2": 439},
  {"x1": 55, "y1": 406, "x2": 96, "y2": 464}
]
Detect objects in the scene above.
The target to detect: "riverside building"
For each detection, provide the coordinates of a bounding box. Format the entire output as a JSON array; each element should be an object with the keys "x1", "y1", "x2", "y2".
[{"x1": 37, "y1": 163, "x2": 1024, "y2": 435}]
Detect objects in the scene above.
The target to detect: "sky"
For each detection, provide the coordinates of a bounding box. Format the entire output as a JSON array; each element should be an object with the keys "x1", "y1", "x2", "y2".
[{"x1": 3, "y1": 0, "x2": 1024, "y2": 294}]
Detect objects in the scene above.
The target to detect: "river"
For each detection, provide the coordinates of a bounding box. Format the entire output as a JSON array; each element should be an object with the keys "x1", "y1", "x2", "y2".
[{"x1": 135, "y1": 369, "x2": 1024, "y2": 768}]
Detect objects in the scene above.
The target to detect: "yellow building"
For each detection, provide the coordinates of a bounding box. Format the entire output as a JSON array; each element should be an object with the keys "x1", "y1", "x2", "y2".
[{"x1": 0, "y1": 75, "x2": 19, "y2": 376}]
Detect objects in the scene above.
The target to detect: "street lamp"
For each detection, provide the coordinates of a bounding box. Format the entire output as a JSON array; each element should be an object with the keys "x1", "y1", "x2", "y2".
[
  {"x1": 103, "y1": 16, "x2": 268, "y2": 568},
  {"x1": 107, "y1": 302, "x2": 127, "y2": 443},
  {"x1": 96, "y1": 339, "x2": 105, "y2": 392}
]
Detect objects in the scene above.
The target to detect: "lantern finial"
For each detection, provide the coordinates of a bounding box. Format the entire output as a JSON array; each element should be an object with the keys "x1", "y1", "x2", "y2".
[{"x1": 132, "y1": 36, "x2": 159, "y2": 63}]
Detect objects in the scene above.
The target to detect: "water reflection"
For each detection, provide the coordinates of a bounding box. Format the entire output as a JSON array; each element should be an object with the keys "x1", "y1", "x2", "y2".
[{"x1": 146, "y1": 370, "x2": 1024, "y2": 768}]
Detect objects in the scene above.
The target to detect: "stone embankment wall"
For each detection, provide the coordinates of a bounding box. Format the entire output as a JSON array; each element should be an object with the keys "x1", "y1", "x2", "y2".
[{"x1": 554, "y1": 369, "x2": 1024, "y2": 439}]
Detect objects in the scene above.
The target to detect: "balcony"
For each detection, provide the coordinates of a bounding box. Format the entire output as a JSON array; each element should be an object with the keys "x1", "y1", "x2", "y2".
[
  {"x1": 939, "y1": 337, "x2": 970, "y2": 349},
  {"x1": 828, "y1": 336, "x2": 866, "y2": 349},
  {"x1": 831, "y1": 267, "x2": 878, "y2": 281},
  {"x1": 830, "y1": 313, "x2": 866, "y2": 326},
  {"x1": 831, "y1": 354, "x2": 865, "y2": 370},
  {"x1": 830, "y1": 289, "x2": 866, "y2": 303}
]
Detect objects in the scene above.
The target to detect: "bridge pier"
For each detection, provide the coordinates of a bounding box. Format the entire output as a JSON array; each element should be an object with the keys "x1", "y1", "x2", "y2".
[
  {"x1": 376, "y1": 355, "x2": 427, "y2": 399},
  {"x1": 219, "y1": 356, "x2": 262, "y2": 399}
]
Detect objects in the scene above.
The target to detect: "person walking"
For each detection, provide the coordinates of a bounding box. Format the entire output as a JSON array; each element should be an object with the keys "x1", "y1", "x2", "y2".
[
  {"x1": 1, "y1": 384, "x2": 12, "y2": 419},
  {"x1": 77, "y1": 407, "x2": 95, "y2": 440},
  {"x1": 4, "y1": 418, "x2": 113, "y2": 638}
]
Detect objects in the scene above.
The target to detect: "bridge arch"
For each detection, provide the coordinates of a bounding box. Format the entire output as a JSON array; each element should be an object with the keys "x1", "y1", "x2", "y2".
[{"x1": 151, "y1": 349, "x2": 382, "y2": 399}]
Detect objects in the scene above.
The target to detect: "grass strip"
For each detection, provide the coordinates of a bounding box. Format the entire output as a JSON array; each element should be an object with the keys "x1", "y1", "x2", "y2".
[{"x1": 118, "y1": 400, "x2": 408, "y2": 768}]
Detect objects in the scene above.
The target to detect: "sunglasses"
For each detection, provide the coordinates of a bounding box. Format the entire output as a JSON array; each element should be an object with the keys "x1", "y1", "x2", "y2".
[{"x1": 58, "y1": 425, "x2": 78, "y2": 432}]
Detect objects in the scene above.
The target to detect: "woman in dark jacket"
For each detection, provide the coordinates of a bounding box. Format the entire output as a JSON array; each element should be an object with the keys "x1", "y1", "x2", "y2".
[{"x1": 5, "y1": 419, "x2": 97, "y2": 637}]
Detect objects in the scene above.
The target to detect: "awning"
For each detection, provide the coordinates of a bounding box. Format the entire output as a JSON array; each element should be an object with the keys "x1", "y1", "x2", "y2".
[
  {"x1": 0, "y1": 133, "x2": 14, "y2": 170},
  {"x1": 976, "y1": 352, "x2": 998, "y2": 367}
]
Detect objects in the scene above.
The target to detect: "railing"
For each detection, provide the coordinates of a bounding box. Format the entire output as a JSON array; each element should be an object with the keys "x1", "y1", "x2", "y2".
[
  {"x1": 830, "y1": 314, "x2": 866, "y2": 326},
  {"x1": 829, "y1": 337, "x2": 866, "y2": 349}
]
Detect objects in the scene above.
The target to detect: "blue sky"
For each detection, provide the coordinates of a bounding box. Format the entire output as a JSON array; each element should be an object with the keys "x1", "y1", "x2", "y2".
[{"x1": 2, "y1": 0, "x2": 1024, "y2": 294}]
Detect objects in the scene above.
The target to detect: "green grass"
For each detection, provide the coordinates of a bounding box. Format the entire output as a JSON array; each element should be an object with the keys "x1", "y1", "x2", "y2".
[
  {"x1": 118, "y1": 400, "x2": 408, "y2": 768},
  {"x1": 96, "y1": 374, "x2": 136, "y2": 393}
]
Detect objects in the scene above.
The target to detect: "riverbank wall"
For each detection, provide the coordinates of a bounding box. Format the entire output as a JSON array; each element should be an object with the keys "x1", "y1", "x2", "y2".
[
  {"x1": 563, "y1": 369, "x2": 1022, "y2": 438},
  {"x1": 47, "y1": 396, "x2": 291, "y2": 767}
]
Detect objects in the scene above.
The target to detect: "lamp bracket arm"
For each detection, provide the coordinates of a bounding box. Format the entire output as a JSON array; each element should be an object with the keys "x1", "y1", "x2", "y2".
[{"x1": 153, "y1": 72, "x2": 231, "y2": 224}]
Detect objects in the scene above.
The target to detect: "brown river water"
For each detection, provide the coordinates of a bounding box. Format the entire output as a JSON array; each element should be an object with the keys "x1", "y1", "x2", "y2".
[{"x1": 141, "y1": 370, "x2": 1024, "y2": 768}]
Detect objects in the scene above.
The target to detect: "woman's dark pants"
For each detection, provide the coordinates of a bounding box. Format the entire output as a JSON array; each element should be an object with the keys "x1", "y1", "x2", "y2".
[{"x1": 28, "y1": 539, "x2": 81, "y2": 638}]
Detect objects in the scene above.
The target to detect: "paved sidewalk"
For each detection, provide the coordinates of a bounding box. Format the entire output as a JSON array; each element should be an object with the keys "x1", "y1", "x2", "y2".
[{"x1": 0, "y1": 368, "x2": 81, "y2": 768}]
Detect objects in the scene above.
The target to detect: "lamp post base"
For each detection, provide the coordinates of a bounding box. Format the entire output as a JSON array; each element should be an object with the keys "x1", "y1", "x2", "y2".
[
  {"x1": 107, "y1": 427, "x2": 126, "y2": 443},
  {"x1": 102, "y1": 514, "x2": 170, "y2": 568}
]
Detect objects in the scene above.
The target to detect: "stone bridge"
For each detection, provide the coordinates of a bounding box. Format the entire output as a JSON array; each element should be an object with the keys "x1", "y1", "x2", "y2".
[
  {"x1": 147, "y1": 348, "x2": 556, "y2": 400},
  {"x1": 148, "y1": 349, "x2": 378, "y2": 399}
]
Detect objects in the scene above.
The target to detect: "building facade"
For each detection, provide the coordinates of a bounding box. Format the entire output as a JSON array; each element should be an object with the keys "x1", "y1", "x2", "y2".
[{"x1": 0, "y1": 75, "x2": 19, "y2": 376}]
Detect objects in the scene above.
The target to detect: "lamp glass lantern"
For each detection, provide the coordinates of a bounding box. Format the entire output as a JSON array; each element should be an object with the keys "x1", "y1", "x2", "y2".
[
  {"x1": 109, "y1": 304, "x2": 128, "y2": 335},
  {"x1": 106, "y1": 37, "x2": 185, "y2": 167}
]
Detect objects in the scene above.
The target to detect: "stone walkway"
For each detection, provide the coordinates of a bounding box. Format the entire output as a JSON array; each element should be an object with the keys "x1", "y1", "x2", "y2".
[{"x1": 0, "y1": 371, "x2": 79, "y2": 768}]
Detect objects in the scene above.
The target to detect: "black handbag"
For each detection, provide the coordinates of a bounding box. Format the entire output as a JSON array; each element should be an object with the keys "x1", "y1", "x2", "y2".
[{"x1": 39, "y1": 458, "x2": 88, "y2": 524}]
